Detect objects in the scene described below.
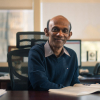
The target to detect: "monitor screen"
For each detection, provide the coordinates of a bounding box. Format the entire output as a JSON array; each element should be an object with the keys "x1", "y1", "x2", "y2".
[{"x1": 64, "y1": 40, "x2": 81, "y2": 68}]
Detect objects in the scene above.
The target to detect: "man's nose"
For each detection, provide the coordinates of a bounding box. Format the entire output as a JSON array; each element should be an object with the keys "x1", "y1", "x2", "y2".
[{"x1": 56, "y1": 30, "x2": 63, "y2": 36}]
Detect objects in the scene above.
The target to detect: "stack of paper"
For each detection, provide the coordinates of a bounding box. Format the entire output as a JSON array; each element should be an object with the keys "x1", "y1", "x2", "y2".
[
  {"x1": 49, "y1": 84, "x2": 100, "y2": 96},
  {"x1": 0, "y1": 89, "x2": 7, "y2": 96}
]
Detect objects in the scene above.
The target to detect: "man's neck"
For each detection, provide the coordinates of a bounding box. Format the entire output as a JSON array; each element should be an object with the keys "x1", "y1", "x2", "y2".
[{"x1": 51, "y1": 46, "x2": 63, "y2": 57}]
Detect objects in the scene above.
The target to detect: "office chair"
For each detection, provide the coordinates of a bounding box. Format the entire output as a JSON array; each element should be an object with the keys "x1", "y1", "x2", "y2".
[
  {"x1": 16, "y1": 31, "x2": 47, "y2": 48},
  {"x1": 93, "y1": 63, "x2": 100, "y2": 75},
  {"x1": 7, "y1": 49, "x2": 29, "y2": 90},
  {"x1": 7, "y1": 31, "x2": 47, "y2": 90}
]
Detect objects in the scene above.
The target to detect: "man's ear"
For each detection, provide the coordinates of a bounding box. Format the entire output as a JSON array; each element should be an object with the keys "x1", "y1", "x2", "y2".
[
  {"x1": 44, "y1": 28, "x2": 49, "y2": 37},
  {"x1": 68, "y1": 32, "x2": 72, "y2": 40}
]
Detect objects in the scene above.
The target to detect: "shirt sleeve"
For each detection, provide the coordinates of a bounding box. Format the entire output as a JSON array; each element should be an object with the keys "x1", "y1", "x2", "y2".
[{"x1": 28, "y1": 49, "x2": 64, "y2": 91}]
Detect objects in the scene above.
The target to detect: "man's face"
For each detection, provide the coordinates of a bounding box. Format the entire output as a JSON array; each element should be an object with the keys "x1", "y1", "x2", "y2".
[{"x1": 48, "y1": 17, "x2": 72, "y2": 49}]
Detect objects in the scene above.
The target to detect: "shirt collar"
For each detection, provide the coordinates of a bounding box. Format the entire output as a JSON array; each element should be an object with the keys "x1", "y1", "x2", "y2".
[{"x1": 44, "y1": 41, "x2": 70, "y2": 57}]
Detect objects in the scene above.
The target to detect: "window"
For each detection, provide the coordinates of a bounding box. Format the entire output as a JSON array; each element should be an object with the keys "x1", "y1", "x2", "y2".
[{"x1": 0, "y1": 10, "x2": 33, "y2": 62}]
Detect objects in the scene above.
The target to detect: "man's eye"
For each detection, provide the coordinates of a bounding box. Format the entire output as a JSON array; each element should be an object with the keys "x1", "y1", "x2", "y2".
[
  {"x1": 62, "y1": 29, "x2": 68, "y2": 33},
  {"x1": 52, "y1": 27, "x2": 59, "y2": 32}
]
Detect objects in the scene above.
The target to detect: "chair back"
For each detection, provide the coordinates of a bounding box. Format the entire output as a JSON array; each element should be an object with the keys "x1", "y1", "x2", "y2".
[
  {"x1": 7, "y1": 49, "x2": 29, "y2": 90},
  {"x1": 93, "y1": 63, "x2": 100, "y2": 75},
  {"x1": 7, "y1": 31, "x2": 47, "y2": 90},
  {"x1": 16, "y1": 31, "x2": 47, "y2": 48}
]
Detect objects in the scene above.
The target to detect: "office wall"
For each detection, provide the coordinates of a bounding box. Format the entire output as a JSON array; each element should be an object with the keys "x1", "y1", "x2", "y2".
[
  {"x1": 41, "y1": 0, "x2": 100, "y2": 3},
  {"x1": 41, "y1": 1, "x2": 100, "y2": 40}
]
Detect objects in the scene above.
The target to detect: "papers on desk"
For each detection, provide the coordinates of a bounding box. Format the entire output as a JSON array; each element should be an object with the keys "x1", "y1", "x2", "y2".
[
  {"x1": 78, "y1": 75, "x2": 85, "y2": 79},
  {"x1": 49, "y1": 84, "x2": 100, "y2": 96},
  {"x1": 0, "y1": 72, "x2": 9, "y2": 77},
  {"x1": 0, "y1": 89, "x2": 7, "y2": 97},
  {"x1": 0, "y1": 75, "x2": 10, "y2": 80}
]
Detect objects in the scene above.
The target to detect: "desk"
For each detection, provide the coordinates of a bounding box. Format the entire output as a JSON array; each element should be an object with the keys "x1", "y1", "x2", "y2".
[
  {"x1": 0, "y1": 91, "x2": 100, "y2": 100},
  {"x1": 79, "y1": 77, "x2": 100, "y2": 84},
  {"x1": 0, "y1": 76, "x2": 10, "y2": 89}
]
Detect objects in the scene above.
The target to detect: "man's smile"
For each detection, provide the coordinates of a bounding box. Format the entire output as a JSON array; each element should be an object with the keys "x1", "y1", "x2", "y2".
[{"x1": 54, "y1": 38, "x2": 64, "y2": 42}]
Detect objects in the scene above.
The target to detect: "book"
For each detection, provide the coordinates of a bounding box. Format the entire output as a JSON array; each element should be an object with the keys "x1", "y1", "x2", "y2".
[
  {"x1": 0, "y1": 89, "x2": 7, "y2": 97},
  {"x1": 49, "y1": 84, "x2": 100, "y2": 96}
]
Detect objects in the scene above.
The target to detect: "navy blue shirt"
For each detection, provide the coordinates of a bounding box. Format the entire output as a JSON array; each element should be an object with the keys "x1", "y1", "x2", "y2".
[{"x1": 28, "y1": 43, "x2": 80, "y2": 90}]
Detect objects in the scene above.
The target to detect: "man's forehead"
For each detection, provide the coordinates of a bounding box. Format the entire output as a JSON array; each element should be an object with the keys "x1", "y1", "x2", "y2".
[
  {"x1": 50, "y1": 16, "x2": 69, "y2": 27},
  {"x1": 49, "y1": 20, "x2": 69, "y2": 28},
  {"x1": 51, "y1": 20, "x2": 69, "y2": 26}
]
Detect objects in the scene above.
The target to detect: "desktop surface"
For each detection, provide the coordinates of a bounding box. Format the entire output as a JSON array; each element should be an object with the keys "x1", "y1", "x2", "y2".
[{"x1": 0, "y1": 91, "x2": 100, "y2": 100}]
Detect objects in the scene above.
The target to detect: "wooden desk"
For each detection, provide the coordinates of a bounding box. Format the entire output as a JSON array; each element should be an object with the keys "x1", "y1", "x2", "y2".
[
  {"x1": 79, "y1": 77, "x2": 100, "y2": 84},
  {"x1": 0, "y1": 76, "x2": 10, "y2": 89},
  {"x1": 0, "y1": 91, "x2": 100, "y2": 100}
]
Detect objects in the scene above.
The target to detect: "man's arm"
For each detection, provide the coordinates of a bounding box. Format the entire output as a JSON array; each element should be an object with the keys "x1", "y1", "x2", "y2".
[
  {"x1": 28, "y1": 49, "x2": 64, "y2": 90},
  {"x1": 70, "y1": 54, "x2": 80, "y2": 86}
]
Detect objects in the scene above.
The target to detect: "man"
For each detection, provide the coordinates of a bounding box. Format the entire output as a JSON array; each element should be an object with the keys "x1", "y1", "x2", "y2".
[{"x1": 28, "y1": 15, "x2": 80, "y2": 91}]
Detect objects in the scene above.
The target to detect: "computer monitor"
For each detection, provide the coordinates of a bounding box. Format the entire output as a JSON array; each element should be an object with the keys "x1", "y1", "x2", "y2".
[{"x1": 64, "y1": 40, "x2": 81, "y2": 68}]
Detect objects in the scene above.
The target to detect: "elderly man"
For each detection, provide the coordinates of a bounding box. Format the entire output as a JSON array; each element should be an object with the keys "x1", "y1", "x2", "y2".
[{"x1": 28, "y1": 15, "x2": 80, "y2": 90}]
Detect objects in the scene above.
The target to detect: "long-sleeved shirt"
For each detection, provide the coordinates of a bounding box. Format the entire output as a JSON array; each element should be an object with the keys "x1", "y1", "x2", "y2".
[{"x1": 28, "y1": 41, "x2": 80, "y2": 91}]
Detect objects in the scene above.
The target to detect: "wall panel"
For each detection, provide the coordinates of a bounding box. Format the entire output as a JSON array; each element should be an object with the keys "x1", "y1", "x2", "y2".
[{"x1": 41, "y1": 2, "x2": 100, "y2": 40}]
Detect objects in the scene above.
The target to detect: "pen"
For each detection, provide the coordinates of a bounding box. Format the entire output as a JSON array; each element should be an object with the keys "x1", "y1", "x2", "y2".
[{"x1": 83, "y1": 84, "x2": 91, "y2": 86}]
